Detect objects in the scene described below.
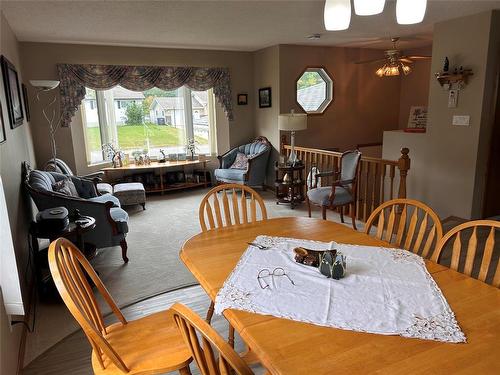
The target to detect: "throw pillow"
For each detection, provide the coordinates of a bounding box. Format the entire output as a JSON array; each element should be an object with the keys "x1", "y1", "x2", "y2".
[
  {"x1": 52, "y1": 178, "x2": 80, "y2": 197},
  {"x1": 230, "y1": 152, "x2": 249, "y2": 169}
]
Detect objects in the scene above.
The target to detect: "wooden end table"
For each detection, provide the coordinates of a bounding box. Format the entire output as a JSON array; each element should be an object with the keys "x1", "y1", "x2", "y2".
[{"x1": 274, "y1": 162, "x2": 305, "y2": 209}]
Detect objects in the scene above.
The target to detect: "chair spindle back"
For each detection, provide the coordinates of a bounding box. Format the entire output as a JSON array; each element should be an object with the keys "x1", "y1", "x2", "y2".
[
  {"x1": 199, "y1": 184, "x2": 267, "y2": 232},
  {"x1": 48, "y1": 238, "x2": 129, "y2": 372},
  {"x1": 171, "y1": 303, "x2": 253, "y2": 375},
  {"x1": 432, "y1": 220, "x2": 500, "y2": 287},
  {"x1": 364, "y1": 199, "x2": 443, "y2": 258}
]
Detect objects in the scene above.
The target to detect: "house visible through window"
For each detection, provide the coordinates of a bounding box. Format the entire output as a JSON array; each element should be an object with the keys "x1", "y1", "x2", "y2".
[{"x1": 81, "y1": 85, "x2": 216, "y2": 164}]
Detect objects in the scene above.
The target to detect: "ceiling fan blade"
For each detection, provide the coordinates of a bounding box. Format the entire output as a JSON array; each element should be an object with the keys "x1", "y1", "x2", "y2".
[
  {"x1": 405, "y1": 55, "x2": 432, "y2": 60},
  {"x1": 354, "y1": 58, "x2": 388, "y2": 65},
  {"x1": 399, "y1": 58, "x2": 415, "y2": 64}
]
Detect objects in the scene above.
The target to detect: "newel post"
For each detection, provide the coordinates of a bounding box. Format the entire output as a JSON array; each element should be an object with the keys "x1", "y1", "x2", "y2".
[{"x1": 397, "y1": 148, "x2": 410, "y2": 199}]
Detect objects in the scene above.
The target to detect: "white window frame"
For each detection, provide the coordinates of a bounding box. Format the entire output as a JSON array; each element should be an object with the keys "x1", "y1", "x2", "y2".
[{"x1": 82, "y1": 86, "x2": 216, "y2": 165}]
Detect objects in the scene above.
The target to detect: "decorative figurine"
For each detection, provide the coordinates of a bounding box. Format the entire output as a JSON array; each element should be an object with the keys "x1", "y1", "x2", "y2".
[{"x1": 443, "y1": 57, "x2": 449, "y2": 73}]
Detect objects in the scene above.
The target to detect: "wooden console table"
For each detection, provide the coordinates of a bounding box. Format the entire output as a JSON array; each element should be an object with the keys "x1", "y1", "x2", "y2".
[{"x1": 102, "y1": 160, "x2": 209, "y2": 194}]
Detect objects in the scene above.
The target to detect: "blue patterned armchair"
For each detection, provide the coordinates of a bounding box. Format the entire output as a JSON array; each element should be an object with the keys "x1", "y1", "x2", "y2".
[
  {"x1": 24, "y1": 163, "x2": 130, "y2": 262},
  {"x1": 214, "y1": 136, "x2": 271, "y2": 188}
]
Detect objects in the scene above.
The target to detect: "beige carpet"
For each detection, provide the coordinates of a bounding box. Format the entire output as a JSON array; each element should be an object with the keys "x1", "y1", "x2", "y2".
[{"x1": 24, "y1": 188, "x2": 357, "y2": 367}]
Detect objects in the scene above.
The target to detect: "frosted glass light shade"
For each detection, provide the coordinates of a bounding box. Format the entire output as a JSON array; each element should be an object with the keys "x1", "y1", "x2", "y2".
[
  {"x1": 324, "y1": 0, "x2": 351, "y2": 31},
  {"x1": 30, "y1": 80, "x2": 60, "y2": 91},
  {"x1": 354, "y1": 0, "x2": 385, "y2": 16},
  {"x1": 396, "y1": 0, "x2": 427, "y2": 25}
]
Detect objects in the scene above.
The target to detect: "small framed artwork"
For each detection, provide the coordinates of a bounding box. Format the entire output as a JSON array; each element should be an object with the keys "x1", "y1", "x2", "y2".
[
  {"x1": 0, "y1": 104, "x2": 6, "y2": 144},
  {"x1": 237, "y1": 93, "x2": 248, "y2": 105},
  {"x1": 259, "y1": 87, "x2": 272, "y2": 108},
  {"x1": 22, "y1": 83, "x2": 30, "y2": 122},
  {"x1": 0, "y1": 55, "x2": 24, "y2": 128},
  {"x1": 405, "y1": 106, "x2": 427, "y2": 133}
]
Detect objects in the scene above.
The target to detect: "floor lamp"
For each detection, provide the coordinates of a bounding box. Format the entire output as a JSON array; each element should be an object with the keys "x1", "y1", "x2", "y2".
[
  {"x1": 30, "y1": 80, "x2": 61, "y2": 168},
  {"x1": 278, "y1": 111, "x2": 307, "y2": 165}
]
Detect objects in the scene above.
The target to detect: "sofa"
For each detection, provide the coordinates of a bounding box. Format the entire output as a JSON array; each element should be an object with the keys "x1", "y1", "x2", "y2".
[{"x1": 25, "y1": 163, "x2": 130, "y2": 262}]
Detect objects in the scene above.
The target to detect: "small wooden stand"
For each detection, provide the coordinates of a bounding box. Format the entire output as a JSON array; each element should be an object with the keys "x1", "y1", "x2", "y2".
[{"x1": 274, "y1": 162, "x2": 305, "y2": 209}]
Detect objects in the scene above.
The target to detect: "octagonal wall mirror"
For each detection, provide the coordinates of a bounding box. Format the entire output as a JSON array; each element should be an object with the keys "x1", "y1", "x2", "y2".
[{"x1": 296, "y1": 67, "x2": 334, "y2": 114}]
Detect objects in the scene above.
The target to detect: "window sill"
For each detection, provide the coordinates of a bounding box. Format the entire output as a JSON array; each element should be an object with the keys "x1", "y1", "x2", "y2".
[{"x1": 87, "y1": 161, "x2": 111, "y2": 168}]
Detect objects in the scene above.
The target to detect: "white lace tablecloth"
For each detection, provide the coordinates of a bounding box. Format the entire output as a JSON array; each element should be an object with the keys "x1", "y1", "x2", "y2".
[{"x1": 214, "y1": 236, "x2": 466, "y2": 343}]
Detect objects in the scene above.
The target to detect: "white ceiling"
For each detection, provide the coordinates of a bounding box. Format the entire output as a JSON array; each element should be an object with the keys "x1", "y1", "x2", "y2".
[{"x1": 1, "y1": 0, "x2": 499, "y2": 51}]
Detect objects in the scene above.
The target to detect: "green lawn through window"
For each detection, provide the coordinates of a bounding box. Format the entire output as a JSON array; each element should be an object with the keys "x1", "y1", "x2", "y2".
[{"x1": 85, "y1": 124, "x2": 208, "y2": 151}]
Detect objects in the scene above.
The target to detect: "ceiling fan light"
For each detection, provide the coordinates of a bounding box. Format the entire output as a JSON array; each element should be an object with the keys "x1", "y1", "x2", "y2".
[
  {"x1": 402, "y1": 64, "x2": 412, "y2": 75},
  {"x1": 396, "y1": 0, "x2": 427, "y2": 25},
  {"x1": 375, "y1": 66, "x2": 386, "y2": 77},
  {"x1": 324, "y1": 0, "x2": 351, "y2": 31},
  {"x1": 354, "y1": 0, "x2": 385, "y2": 16}
]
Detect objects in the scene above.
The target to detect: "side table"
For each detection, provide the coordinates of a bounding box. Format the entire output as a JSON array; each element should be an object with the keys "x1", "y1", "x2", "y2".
[
  {"x1": 274, "y1": 162, "x2": 305, "y2": 209},
  {"x1": 30, "y1": 215, "x2": 96, "y2": 298}
]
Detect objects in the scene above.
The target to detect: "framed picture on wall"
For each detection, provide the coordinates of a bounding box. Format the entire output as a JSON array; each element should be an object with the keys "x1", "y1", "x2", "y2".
[
  {"x1": 22, "y1": 83, "x2": 30, "y2": 122},
  {"x1": 0, "y1": 104, "x2": 6, "y2": 144},
  {"x1": 237, "y1": 93, "x2": 248, "y2": 105},
  {"x1": 259, "y1": 87, "x2": 272, "y2": 108},
  {"x1": 1, "y1": 56, "x2": 24, "y2": 129},
  {"x1": 405, "y1": 106, "x2": 427, "y2": 133}
]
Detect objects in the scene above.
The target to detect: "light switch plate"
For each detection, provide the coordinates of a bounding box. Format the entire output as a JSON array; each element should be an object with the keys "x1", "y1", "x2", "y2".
[{"x1": 452, "y1": 115, "x2": 470, "y2": 126}]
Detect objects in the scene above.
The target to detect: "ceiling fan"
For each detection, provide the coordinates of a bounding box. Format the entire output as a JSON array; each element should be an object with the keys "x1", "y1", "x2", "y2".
[{"x1": 354, "y1": 37, "x2": 431, "y2": 77}]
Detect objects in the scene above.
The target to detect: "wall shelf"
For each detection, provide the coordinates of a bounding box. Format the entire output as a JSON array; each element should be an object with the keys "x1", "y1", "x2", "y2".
[{"x1": 435, "y1": 70, "x2": 473, "y2": 87}]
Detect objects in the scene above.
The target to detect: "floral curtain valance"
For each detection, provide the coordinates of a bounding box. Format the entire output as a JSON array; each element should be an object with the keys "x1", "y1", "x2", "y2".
[{"x1": 57, "y1": 64, "x2": 234, "y2": 127}]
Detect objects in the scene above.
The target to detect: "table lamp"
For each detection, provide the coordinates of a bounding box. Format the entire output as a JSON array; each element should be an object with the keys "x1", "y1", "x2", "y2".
[{"x1": 278, "y1": 110, "x2": 307, "y2": 165}]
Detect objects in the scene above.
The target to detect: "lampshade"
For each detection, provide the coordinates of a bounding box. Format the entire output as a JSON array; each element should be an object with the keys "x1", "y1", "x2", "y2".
[
  {"x1": 324, "y1": 0, "x2": 351, "y2": 31},
  {"x1": 396, "y1": 0, "x2": 427, "y2": 25},
  {"x1": 30, "y1": 80, "x2": 60, "y2": 91},
  {"x1": 278, "y1": 113, "x2": 307, "y2": 131},
  {"x1": 354, "y1": 0, "x2": 385, "y2": 16}
]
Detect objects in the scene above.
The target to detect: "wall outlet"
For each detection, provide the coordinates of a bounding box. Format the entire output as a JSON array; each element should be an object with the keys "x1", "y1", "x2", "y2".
[{"x1": 452, "y1": 115, "x2": 470, "y2": 126}]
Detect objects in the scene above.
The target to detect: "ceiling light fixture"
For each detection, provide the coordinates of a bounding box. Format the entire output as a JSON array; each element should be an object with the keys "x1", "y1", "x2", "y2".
[
  {"x1": 324, "y1": 0, "x2": 351, "y2": 31},
  {"x1": 375, "y1": 62, "x2": 412, "y2": 77},
  {"x1": 353, "y1": 0, "x2": 385, "y2": 16},
  {"x1": 396, "y1": 0, "x2": 427, "y2": 25}
]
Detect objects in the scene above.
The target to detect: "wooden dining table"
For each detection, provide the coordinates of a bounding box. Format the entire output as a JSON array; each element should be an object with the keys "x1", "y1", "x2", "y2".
[{"x1": 180, "y1": 217, "x2": 500, "y2": 374}]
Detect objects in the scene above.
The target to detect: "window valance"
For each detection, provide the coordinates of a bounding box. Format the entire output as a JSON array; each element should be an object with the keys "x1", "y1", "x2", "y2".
[{"x1": 57, "y1": 64, "x2": 234, "y2": 127}]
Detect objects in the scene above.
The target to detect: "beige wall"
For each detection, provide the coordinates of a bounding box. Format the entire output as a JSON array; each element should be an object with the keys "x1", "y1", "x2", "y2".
[
  {"x1": 383, "y1": 10, "x2": 499, "y2": 219},
  {"x1": 0, "y1": 12, "x2": 36, "y2": 375},
  {"x1": 253, "y1": 46, "x2": 280, "y2": 184},
  {"x1": 279, "y1": 45, "x2": 402, "y2": 151},
  {"x1": 19, "y1": 42, "x2": 255, "y2": 174},
  {"x1": 398, "y1": 46, "x2": 432, "y2": 129}
]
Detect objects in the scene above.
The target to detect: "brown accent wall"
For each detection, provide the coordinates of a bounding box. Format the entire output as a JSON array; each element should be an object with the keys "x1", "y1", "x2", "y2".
[{"x1": 278, "y1": 45, "x2": 403, "y2": 151}]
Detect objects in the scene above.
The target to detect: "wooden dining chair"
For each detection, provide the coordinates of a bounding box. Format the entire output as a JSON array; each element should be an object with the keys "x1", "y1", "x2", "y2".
[
  {"x1": 172, "y1": 303, "x2": 254, "y2": 375},
  {"x1": 199, "y1": 184, "x2": 268, "y2": 347},
  {"x1": 199, "y1": 183, "x2": 268, "y2": 232},
  {"x1": 432, "y1": 220, "x2": 500, "y2": 287},
  {"x1": 48, "y1": 238, "x2": 192, "y2": 375},
  {"x1": 364, "y1": 198, "x2": 443, "y2": 258}
]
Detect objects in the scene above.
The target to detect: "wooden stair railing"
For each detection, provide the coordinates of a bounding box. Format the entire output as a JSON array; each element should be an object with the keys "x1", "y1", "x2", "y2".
[{"x1": 283, "y1": 145, "x2": 410, "y2": 222}]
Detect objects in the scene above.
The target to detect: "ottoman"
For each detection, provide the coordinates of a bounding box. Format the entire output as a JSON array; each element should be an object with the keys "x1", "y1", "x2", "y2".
[{"x1": 113, "y1": 183, "x2": 146, "y2": 210}]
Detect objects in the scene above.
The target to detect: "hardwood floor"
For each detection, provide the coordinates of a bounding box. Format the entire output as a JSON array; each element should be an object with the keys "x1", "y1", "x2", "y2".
[{"x1": 21, "y1": 285, "x2": 266, "y2": 375}]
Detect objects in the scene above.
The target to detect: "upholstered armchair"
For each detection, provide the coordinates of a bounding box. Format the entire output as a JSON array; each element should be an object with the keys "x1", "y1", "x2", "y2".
[
  {"x1": 306, "y1": 150, "x2": 362, "y2": 230},
  {"x1": 45, "y1": 158, "x2": 113, "y2": 195},
  {"x1": 214, "y1": 136, "x2": 271, "y2": 188},
  {"x1": 25, "y1": 164, "x2": 130, "y2": 262}
]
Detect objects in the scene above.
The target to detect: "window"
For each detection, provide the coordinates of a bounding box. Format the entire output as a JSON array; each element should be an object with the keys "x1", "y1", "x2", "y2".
[
  {"x1": 296, "y1": 67, "x2": 333, "y2": 114},
  {"x1": 81, "y1": 85, "x2": 216, "y2": 164}
]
